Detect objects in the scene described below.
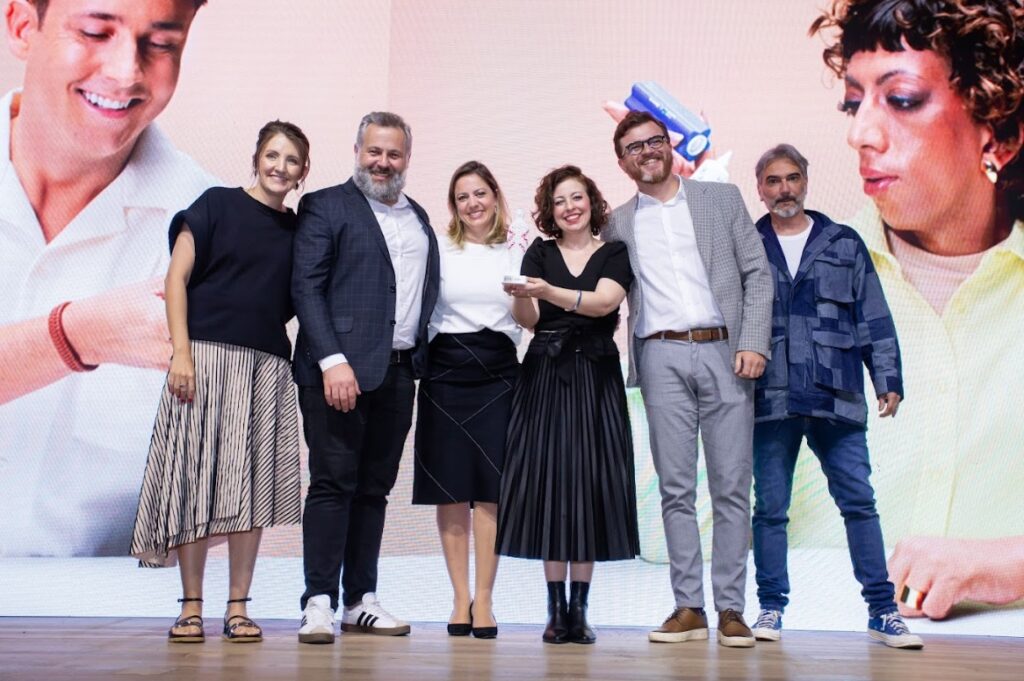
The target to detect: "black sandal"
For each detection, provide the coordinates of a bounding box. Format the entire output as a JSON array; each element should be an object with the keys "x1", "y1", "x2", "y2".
[
  {"x1": 168, "y1": 597, "x2": 204, "y2": 643},
  {"x1": 223, "y1": 597, "x2": 263, "y2": 643}
]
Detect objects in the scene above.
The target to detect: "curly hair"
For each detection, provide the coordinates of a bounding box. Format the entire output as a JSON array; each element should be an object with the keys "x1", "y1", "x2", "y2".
[
  {"x1": 811, "y1": 0, "x2": 1024, "y2": 217},
  {"x1": 532, "y1": 165, "x2": 609, "y2": 239}
]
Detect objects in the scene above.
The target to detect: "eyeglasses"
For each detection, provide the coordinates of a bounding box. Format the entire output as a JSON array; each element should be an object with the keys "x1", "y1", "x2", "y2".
[{"x1": 622, "y1": 135, "x2": 668, "y2": 157}]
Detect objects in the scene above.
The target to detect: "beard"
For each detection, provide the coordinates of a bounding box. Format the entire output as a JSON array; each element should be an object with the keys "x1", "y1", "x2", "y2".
[
  {"x1": 770, "y1": 196, "x2": 804, "y2": 219},
  {"x1": 353, "y1": 162, "x2": 406, "y2": 204},
  {"x1": 636, "y1": 150, "x2": 673, "y2": 184}
]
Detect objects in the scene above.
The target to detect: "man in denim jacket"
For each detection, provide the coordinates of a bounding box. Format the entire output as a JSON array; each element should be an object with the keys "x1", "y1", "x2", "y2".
[{"x1": 747, "y1": 144, "x2": 922, "y2": 649}]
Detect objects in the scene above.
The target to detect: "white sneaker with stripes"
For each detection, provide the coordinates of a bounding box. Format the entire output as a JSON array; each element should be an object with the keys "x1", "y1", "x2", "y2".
[
  {"x1": 298, "y1": 594, "x2": 336, "y2": 644},
  {"x1": 341, "y1": 592, "x2": 411, "y2": 636}
]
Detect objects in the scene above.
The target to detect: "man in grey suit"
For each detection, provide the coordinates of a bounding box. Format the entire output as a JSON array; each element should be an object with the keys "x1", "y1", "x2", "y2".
[
  {"x1": 292, "y1": 112, "x2": 439, "y2": 644},
  {"x1": 605, "y1": 111, "x2": 772, "y2": 648}
]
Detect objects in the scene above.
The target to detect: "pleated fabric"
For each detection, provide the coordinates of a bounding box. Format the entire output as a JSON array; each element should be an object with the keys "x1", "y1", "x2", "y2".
[
  {"x1": 130, "y1": 340, "x2": 301, "y2": 567},
  {"x1": 413, "y1": 330, "x2": 518, "y2": 505},
  {"x1": 496, "y1": 348, "x2": 640, "y2": 562}
]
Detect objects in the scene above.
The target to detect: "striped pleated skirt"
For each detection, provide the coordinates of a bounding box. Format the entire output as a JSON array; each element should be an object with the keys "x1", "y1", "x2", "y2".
[
  {"x1": 496, "y1": 345, "x2": 640, "y2": 562},
  {"x1": 130, "y1": 340, "x2": 301, "y2": 567}
]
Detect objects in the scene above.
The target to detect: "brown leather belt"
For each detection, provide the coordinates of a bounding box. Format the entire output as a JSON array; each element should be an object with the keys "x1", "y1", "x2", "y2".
[{"x1": 643, "y1": 327, "x2": 728, "y2": 343}]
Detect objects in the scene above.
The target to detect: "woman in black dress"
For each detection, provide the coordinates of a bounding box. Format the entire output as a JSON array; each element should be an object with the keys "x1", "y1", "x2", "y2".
[
  {"x1": 130, "y1": 121, "x2": 310, "y2": 643},
  {"x1": 497, "y1": 165, "x2": 639, "y2": 644}
]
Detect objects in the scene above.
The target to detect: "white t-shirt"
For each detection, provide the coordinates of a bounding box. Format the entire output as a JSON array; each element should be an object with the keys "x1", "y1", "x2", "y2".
[
  {"x1": 428, "y1": 238, "x2": 523, "y2": 345},
  {"x1": 775, "y1": 217, "x2": 814, "y2": 279},
  {"x1": 0, "y1": 89, "x2": 217, "y2": 557}
]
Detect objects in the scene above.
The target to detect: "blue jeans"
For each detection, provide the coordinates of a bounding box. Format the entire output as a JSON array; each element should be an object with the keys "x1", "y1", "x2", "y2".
[{"x1": 752, "y1": 417, "x2": 897, "y2": 617}]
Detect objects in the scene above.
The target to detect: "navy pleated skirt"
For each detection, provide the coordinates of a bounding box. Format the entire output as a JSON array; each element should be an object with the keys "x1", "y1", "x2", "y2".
[{"x1": 496, "y1": 343, "x2": 640, "y2": 562}]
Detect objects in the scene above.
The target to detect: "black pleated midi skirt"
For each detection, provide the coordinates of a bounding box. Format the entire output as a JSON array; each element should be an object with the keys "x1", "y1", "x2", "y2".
[
  {"x1": 413, "y1": 330, "x2": 518, "y2": 505},
  {"x1": 496, "y1": 345, "x2": 640, "y2": 562}
]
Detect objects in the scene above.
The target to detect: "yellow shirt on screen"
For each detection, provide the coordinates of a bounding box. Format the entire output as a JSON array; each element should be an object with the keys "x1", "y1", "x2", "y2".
[{"x1": 787, "y1": 204, "x2": 1024, "y2": 547}]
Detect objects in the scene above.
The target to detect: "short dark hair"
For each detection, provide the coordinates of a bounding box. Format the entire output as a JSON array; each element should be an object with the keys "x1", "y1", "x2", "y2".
[
  {"x1": 532, "y1": 165, "x2": 609, "y2": 238},
  {"x1": 446, "y1": 160, "x2": 509, "y2": 247},
  {"x1": 811, "y1": 0, "x2": 1024, "y2": 219},
  {"x1": 612, "y1": 110, "x2": 670, "y2": 158},
  {"x1": 252, "y1": 120, "x2": 311, "y2": 183},
  {"x1": 755, "y1": 144, "x2": 810, "y2": 182},
  {"x1": 30, "y1": 1, "x2": 209, "y2": 23}
]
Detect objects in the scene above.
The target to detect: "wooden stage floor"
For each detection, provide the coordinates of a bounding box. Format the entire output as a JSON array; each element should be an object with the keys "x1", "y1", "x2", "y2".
[{"x1": 0, "y1": 617, "x2": 1021, "y2": 681}]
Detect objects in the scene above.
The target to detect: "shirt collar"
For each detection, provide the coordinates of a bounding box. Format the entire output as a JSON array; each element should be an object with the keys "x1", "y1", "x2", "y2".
[
  {"x1": 636, "y1": 175, "x2": 686, "y2": 209},
  {"x1": 851, "y1": 200, "x2": 1024, "y2": 265},
  {"x1": 1, "y1": 88, "x2": 214, "y2": 247},
  {"x1": 363, "y1": 190, "x2": 411, "y2": 214}
]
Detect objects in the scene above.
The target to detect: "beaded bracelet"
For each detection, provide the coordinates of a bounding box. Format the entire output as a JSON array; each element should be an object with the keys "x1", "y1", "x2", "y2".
[{"x1": 48, "y1": 302, "x2": 98, "y2": 372}]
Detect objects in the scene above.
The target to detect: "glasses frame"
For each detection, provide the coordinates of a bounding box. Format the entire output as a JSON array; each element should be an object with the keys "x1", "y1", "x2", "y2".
[{"x1": 622, "y1": 134, "x2": 669, "y2": 157}]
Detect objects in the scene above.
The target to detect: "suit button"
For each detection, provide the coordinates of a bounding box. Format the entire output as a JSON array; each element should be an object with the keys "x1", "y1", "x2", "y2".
[
  {"x1": 389, "y1": 285, "x2": 396, "y2": 292},
  {"x1": 390, "y1": 319, "x2": 396, "y2": 326}
]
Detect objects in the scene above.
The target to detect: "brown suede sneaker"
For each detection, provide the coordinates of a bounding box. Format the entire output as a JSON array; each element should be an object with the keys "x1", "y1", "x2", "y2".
[
  {"x1": 648, "y1": 607, "x2": 709, "y2": 643},
  {"x1": 716, "y1": 609, "x2": 755, "y2": 648}
]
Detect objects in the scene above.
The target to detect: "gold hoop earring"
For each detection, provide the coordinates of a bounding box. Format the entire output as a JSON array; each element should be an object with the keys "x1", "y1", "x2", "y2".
[{"x1": 983, "y1": 159, "x2": 999, "y2": 184}]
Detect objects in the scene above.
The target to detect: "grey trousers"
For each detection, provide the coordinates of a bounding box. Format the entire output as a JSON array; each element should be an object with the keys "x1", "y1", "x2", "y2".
[{"x1": 638, "y1": 338, "x2": 753, "y2": 612}]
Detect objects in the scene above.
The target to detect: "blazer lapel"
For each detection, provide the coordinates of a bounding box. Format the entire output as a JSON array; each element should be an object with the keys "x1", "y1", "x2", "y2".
[
  {"x1": 343, "y1": 179, "x2": 393, "y2": 264},
  {"x1": 620, "y1": 200, "x2": 638, "y2": 252},
  {"x1": 682, "y1": 178, "x2": 713, "y2": 269}
]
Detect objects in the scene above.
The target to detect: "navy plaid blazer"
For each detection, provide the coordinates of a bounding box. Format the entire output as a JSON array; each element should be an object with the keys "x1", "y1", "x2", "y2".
[
  {"x1": 291, "y1": 179, "x2": 439, "y2": 391},
  {"x1": 754, "y1": 210, "x2": 902, "y2": 427}
]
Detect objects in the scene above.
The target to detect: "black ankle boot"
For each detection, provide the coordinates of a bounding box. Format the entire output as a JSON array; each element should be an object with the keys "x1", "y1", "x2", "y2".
[
  {"x1": 567, "y1": 581, "x2": 596, "y2": 644},
  {"x1": 542, "y1": 582, "x2": 569, "y2": 644}
]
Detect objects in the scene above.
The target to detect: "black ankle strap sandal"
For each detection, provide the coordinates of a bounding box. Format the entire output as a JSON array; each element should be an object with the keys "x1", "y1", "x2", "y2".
[
  {"x1": 169, "y1": 597, "x2": 205, "y2": 643},
  {"x1": 223, "y1": 597, "x2": 263, "y2": 643}
]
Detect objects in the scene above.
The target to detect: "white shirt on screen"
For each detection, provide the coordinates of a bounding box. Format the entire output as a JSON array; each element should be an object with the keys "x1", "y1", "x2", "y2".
[
  {"x1": 318, "y1": 191, "x2": 430, "y2": 372},
  {"x1": 0, "y1": 89, "x2": 217, "y2": 557},
  {"x1": 631, "y1": 177, "x2": 725, "y2": 337},
  {"x1": 775, "y1": 217, "x2": 813, "y2": 279},
  {"x1": 428, "y1": 238, "x2": 523, "y2": 345}
]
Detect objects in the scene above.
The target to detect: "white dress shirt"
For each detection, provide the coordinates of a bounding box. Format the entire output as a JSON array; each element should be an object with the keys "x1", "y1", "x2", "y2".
[
  {"x1": 429, "y1": 238, "x2": 523, "y2": 344},
  {"x1": 319, "y1": 191, "x2": 429, "y2": 371},
  {"x1": 632, "y1": 177, "x2": 725, "y2": 337},
  {"x1": 0, "y1": 90, "x2": 217, "y2": 556}
]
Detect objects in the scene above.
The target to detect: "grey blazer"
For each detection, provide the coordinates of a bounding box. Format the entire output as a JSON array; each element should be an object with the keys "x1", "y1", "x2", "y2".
[{"x1": 604, "y1": 177, "x2": 773, "y2": 388}]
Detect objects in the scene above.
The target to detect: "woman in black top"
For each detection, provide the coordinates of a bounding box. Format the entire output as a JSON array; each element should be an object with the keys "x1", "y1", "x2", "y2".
[
  {"x1": 130, "y1": 121, "x2": 310, "y2": 643},
  {"x1": 497, "y1": 165, "x2": 640, "y2": 645}
]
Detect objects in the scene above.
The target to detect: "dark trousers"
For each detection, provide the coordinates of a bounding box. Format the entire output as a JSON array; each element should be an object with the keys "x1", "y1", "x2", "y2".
[
  {"x1": 299, "y1": 362, "x2": 415, "y2": 611},
  {"x1": 752, "y1": 417, "x2": 897, "y2": 618}
]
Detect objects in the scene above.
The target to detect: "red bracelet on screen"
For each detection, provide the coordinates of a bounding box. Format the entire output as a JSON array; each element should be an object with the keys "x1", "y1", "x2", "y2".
[{"x1": 48, "y1": 302, "x2": 98, "y2": 372}]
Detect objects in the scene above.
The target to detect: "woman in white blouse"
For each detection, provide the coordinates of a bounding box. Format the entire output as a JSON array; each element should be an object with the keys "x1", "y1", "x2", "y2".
[{"x1": 413, "y1": 161, "x2": 523, "y2": 639}]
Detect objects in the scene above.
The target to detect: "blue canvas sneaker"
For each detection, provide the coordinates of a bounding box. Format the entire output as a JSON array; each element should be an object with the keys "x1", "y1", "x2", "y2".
[
  {"x1": 868, "y1": 612, "x2": 924, "y2": 649},
  {"x1": 752, "y1": 609, "x2": 783, "y2": 641}
]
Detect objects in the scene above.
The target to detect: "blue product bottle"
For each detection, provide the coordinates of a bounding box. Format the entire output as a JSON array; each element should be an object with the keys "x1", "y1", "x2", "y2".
[{"x1": 625, "y1": 81, "x2": 710, "y2": 161}]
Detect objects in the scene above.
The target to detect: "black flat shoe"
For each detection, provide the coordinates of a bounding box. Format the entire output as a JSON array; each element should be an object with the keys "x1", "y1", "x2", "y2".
[
  {"x1": 469, "y1": 600, "x2": 497, "y2": 639},
  {"x1": 472, "y1": 623, "x2": 498, "y2": 639},
  {"x1": 448, "y1": 601, "x2": 472, "y2": 636}
]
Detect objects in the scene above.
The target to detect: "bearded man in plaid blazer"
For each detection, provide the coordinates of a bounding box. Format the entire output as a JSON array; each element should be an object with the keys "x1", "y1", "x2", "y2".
[{"x1": 605, "y1": 111, "x2": 773, "y2": 648}]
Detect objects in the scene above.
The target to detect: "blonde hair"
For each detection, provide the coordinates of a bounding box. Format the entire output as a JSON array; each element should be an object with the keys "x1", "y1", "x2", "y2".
[{"x1": 446, "y1": 161, "x2": 509, "y2": 248}]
